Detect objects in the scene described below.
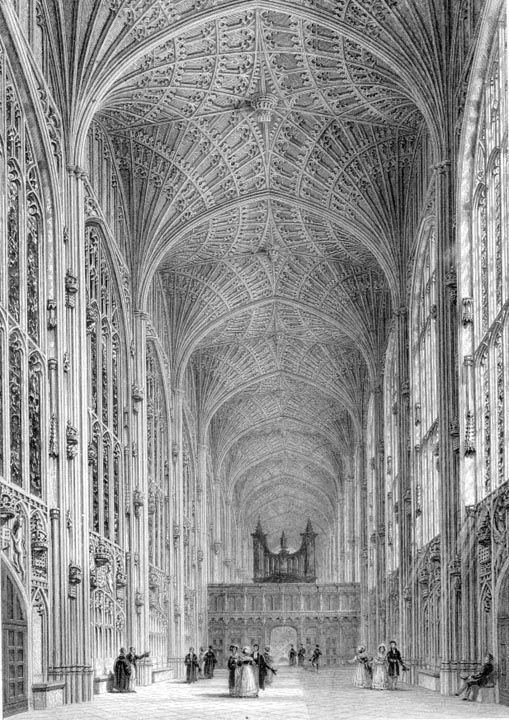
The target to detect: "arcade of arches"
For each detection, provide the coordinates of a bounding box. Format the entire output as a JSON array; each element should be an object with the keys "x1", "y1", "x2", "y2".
[{"x1": 0, "y1": 0, "x2": 508, "y2": 716}]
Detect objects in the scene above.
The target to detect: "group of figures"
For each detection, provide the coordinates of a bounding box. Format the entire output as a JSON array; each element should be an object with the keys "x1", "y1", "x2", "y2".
[
  {"x1": 184, "y1": 646, "x2": 217, "y2": 683},
  {"x1": 227, "y1": 644, "x2": 277, "y2": 698},
  {"x1": 288, "y1": 643, "x2": 322, "y2": 671},
  {"x1": 349, "y1": 641, "x2": 407, "y2": 691},
  {"x1": 112, "y1": 647, "x2": 150, "y2": 693}
]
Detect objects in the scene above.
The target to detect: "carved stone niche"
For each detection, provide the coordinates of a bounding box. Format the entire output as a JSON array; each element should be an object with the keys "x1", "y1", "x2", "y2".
[
  {"x1": 0, "y1": 487, "x2": 18, "y2": 526},
  {"x1": 47, "y1": 299, "x2": 57, "y2": 329},
  {"x1": 116, "y1": 568, "x2": 127, "y2": 589},
  {"x1": 476, "y1": 516, "x2": 491, "y2": 547},
  {"x1": 462, "y1": 297, "x2": 473, "y2": 326},
  {"x1": 429, "y1": 537, "x2": 441, "y2": 563},
  {"x1": 94, "y1": 540, "x2": 110, "y2": 567},
  {"x1": 135, "y1": 590, "x2": 144, "y2": 614},
  {"x1": 30, "y1": 515, "x2": 48, "y2": 553},
  {"x1": 131, "y1": 383, "x2": 144, "y2": 404},
  {"x1": 66, "y1": 421, "x2": 79, "y2": 459},
  {"x1": 132, "y1": 488, "x2": 144, "y2": 518},
  {"x1": 148, "y1": 570, "x2": 159, "y2": 590},
  {"x1": 65, "y1": 269, "x2": 78, "y2": 308},
  {"x1": 68, "y1": 563, "x2": 82, "y2": 599},
  {"x1": 402, "y1": 585, "x2": 412, "y2": 605}
]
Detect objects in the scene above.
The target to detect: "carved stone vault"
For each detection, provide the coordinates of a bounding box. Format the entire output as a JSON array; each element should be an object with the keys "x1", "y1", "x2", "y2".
[{"x1": 40, "y1": 0, "x2": 450, "y2": 557}]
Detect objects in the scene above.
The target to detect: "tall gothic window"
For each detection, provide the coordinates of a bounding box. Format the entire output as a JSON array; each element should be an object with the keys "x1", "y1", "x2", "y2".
[
  {"x1": 383, "y1": 331, "x2": 399, "y2": 571},
  {"x1": 85, "y1": 223, "x2": 128, "y2": 674},
  {"x1": 146, "y1": 341, "x2": 171, "y2": 664},
  {"x1": 471, "y1": 20, "x2": 508, "y2": 499},
  {"x1": 411, "y1": 227, "x2": 439, "y2": 546},
  {"x1": 85, "y1": 224, "x2": 126, "y2": 543},
  {"x1": 0, "y1": 54, "x2": 46, "y2": 498}
]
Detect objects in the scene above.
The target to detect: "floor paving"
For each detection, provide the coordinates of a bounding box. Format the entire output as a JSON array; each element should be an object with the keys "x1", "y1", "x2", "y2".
[{"x1": 16, "y1": 667, "x2": 508, "y2": 720}]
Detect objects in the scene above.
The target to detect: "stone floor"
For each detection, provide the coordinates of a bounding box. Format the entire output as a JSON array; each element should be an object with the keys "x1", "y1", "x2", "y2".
[{"x1": 16, "y1": 667, "x2": 508, "y2": 720}]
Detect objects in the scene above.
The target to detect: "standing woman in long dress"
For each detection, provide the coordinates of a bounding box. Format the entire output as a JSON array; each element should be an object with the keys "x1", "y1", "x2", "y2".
[
  {"x1": 227, "y1": 645, "x2": 240, "y2": 695},
  {"x1": 371, "y1": 644, "x2": 388, "y2": 690},
  {"x1": 234, "y1": 646, "x2": 258, "y2": 698},
  {"x1": 348, "y1": 645, "x2": 372, "y2": 688}
]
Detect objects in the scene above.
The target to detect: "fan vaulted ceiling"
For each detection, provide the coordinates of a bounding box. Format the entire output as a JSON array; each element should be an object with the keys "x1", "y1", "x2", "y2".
[{"x1": 46, "y1": 0, "x2": 440, "y2": 564}]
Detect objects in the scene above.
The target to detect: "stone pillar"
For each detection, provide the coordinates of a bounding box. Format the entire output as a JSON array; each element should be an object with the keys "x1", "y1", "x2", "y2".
[
  {"x1": 433, "y1": 158, "x2": 460, "y2": 694},
  {"x1": 197, "y1": 441, "x2": 209, "y2": 647},
  {"x1": 129, "y1": 310, "x2": 152, "y2": 684},
  {"x1": 47, "y1": 164, "x2": 92, "y2": 702},
  {"x1": 395, "y1": 305, "x2": 411, "y2": 662}
]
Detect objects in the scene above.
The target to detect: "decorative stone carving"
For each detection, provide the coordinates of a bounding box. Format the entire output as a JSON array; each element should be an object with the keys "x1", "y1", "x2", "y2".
[
  {"x1": 135, "y1": 590, "x2": 144, "y2": 613},
  {"x1": 131, "y1": 383, "x2": 144, "y2": 403},
  {"x1": 65, "y1": 269, "x2": 78, "y2": 308},
  {"x1": 94, "y1": 541, "x2": 110, "y2": 567},
  {"x1": 133, "y1": 488, "x2": 144, "y2": 518},
  {"x1": 68, "y1": 563, "x2": 82, "y2": 598},
  {"x1": 462, "y1": 297, "x2": 473, "y2": 325},
  {"x1": 49, "y1": 414, "x2": 59, "y2": 458},
  {"x1": 250, "y1": 91, "x2": 278, "y2": 123},
  {"x1": 47, "y1": 299, "x2": 57, "y2": 329},
  {"x1": 66, "y1": 421, "x2": 79, "y2": 459},
  {"x1": 212, "y1": 540, "x2": 222, "y2": 555},
  {"x1": 464, "y1": 410, "x2": 476, "y2": 455},
  {"x1": 149, "y1": 570, "x2": 159, "y2": 590},
  {"x1": 30, "y1": 514, "x2": 48, "y2": 553},
  {"x1": 0, "y1": 486, "x2": 18, "y2": 525}
]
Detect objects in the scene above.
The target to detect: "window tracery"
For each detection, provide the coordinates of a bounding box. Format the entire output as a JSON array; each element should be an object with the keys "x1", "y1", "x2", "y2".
[
  {"x1": 471, "y1": 20, "x2": 507, "y2": 499},
  {"x1": 1, "y1": 57, "x2": 46, "y2": 500},
  {"x1": 411, "y1": 227, "x2": 439, "y2": 546},
  {"x1": 85, "y1": 224, "x2": 126, "y2": 544}
]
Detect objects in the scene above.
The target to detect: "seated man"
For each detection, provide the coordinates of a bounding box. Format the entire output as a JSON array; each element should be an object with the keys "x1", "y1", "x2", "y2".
[{"x1": 456, "y1": 653, "x2": 494, "y2": 701}]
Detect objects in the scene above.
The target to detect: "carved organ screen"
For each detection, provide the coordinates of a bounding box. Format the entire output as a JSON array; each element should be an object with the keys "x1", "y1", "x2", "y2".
[{"x1": 471, "y1": 20, "x2": 508, "y2": 500}]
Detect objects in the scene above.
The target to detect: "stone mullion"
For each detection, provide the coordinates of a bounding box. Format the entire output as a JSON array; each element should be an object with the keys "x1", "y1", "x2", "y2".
[
  {"x1": 172, "y1": 388, "x2": 185, "y2": 675},
  {"x1": 345, "y1": 474, "x2": 355, "y2": 583},
  {"x1": 435, "y1": 160, "x2": 460, "y2": 694},
  {"x1": 355, "y1": 439, "x2": 369, "y2": 644},
  {"x1": 197, "y1": 442, "x2": 208, "y2": 647},
  {"x1": 373, "y1": 384, "x2": 386, "y2": 642}
]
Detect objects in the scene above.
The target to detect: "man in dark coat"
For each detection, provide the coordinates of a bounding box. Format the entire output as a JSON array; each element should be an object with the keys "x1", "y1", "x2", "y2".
[
  {"x1": 456, "y1": 653, "x2": 494, "y2": 701},
  {"x1": 289, "y1": 645, "x2": 297, "y2": 666},
  {"x1": 310, "y1": 644, "x2": 322, "y2": 673},
  {"x1": 297, "y1": 644, "x2": 306, "y2": 667},
  {"x1": 203, "y1": 645, "x2": 217, "y2": 678},
  {"x1": 113, "y1": 647, "x2": 131, "y2": 692},
  {"x1": 126, "y1": 646, "x2": 149, "y2": 692},
  {"x1": 387, "y1": 640, "x2": 408, "y2": 690}
]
